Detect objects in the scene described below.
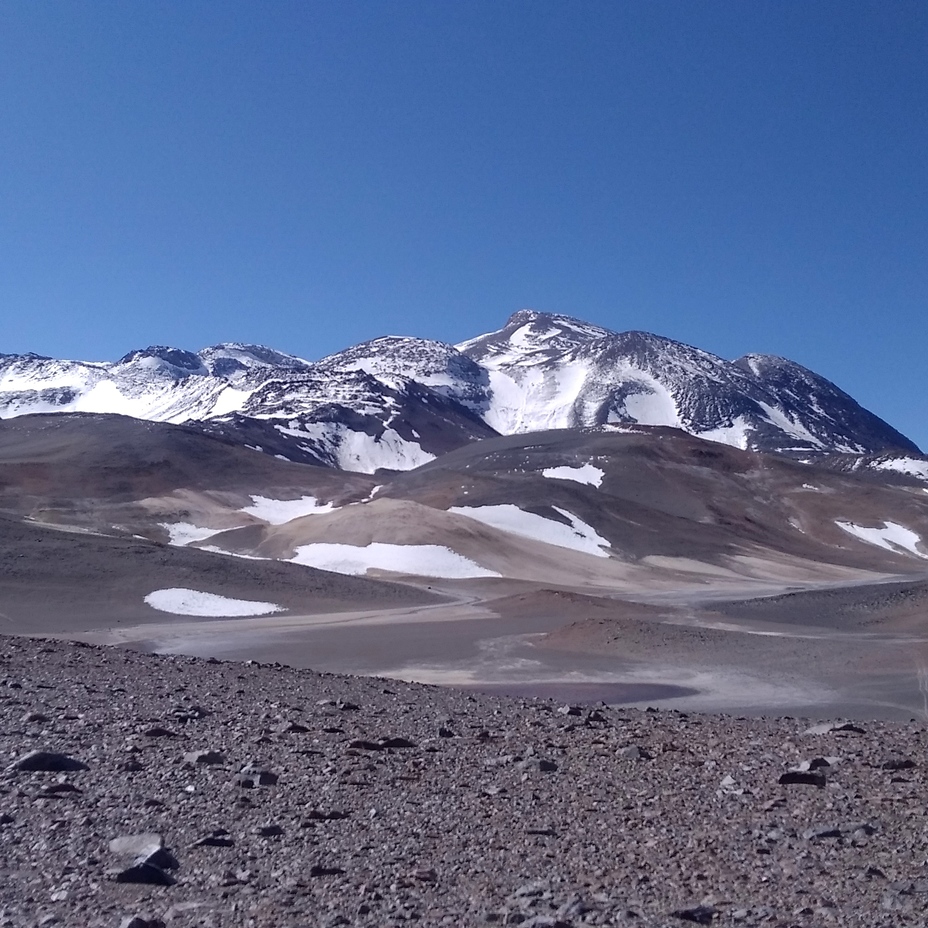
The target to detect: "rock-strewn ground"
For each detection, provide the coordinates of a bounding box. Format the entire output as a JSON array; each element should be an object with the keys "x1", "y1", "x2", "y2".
[{"x1": 1, "y1": 634, "x2": 927, "y2": 928}]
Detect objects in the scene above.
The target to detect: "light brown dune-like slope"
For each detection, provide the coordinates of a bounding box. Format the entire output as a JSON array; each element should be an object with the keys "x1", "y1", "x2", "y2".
[
  {"x1": 201, "y1": 495, "x2": 882, "y2": 594},
  {"x1": 205, "y1": 498, "x2": 642, "y2": 587},
  {"x1": 192, "y1": 424, "x2": 928, "y2": 593}
]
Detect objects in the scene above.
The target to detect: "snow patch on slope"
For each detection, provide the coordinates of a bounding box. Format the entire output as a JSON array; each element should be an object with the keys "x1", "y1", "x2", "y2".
[
  {"x1": 870, "y1": 457, "x2": 928, "y2": 481},
  {"x1": 697, "y1": 417, "x2": 752, "y2": 450},
  {"x1": 242, "y1": 495, "x2": 337, "y2": 525},
  {"x1": 337, "y1": 428, "x2": 435, "y2": 472},
  {"x1": 159, "y1": 523, "x2": 225, "y2": 546},
  {"x1": 541, "y1": 463, "x2": 604, "y2": 487},
  {"x1": 209, "y1": 385, "x2": 257, "y2": 417},
  {"x1": 144, "y1": 588, "x2": 283, "y2": 616},
  {"x1": 836, "y1": 521, "x2": 927, "y2": 558},
  {"x1": 623, "y1": 383, "x2": 679, "y2": 427},
  {"x1": 449, "y1": 504, "x2": 610, "y2": 557},
  {"x1": 757, "y1": 402, "x2": 825, "y2": 450},
  {"x1": 482, "y1": 366, "x2": 585, "y2": 434},
  {"x1": 290, "y1": 543, "x2": 498, "y2": 578}
]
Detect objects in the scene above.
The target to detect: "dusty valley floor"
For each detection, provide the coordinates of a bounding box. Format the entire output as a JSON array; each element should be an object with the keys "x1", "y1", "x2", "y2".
[{"x1": 24, "y1": 565, "x2": 928, "y2": 723}]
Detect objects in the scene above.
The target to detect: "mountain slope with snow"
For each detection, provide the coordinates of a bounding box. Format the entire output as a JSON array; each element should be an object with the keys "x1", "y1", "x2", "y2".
[{"x1": 0, "y1": 310, "x2": 918, "y2": 472}]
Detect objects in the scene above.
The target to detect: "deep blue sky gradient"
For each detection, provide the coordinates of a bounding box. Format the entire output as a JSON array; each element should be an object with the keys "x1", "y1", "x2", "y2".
[{"x1": 1, "y1": 1, "x2": 926, "y2": 448}]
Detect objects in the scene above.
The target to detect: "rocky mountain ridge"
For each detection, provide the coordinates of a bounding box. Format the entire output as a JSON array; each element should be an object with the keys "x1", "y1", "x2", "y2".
[{"x1": 0, "y1": 311, "x2": 919, "y2": 473}]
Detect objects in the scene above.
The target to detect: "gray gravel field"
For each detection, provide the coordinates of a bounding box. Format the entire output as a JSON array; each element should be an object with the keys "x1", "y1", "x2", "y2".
[{"x1": 2, "y1": 634, "x2": 928, "y2": 928}]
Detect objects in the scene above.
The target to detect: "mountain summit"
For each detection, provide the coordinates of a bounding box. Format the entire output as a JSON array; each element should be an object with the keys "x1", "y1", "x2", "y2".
[{"x1": 0, "y1": 311, "x2": 918, "y2": 472}]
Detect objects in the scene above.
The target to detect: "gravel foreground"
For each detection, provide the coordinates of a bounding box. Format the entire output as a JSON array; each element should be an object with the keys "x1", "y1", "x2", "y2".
[{"x1": 2, "y1": 635, "x2": 928, "y2": 928}]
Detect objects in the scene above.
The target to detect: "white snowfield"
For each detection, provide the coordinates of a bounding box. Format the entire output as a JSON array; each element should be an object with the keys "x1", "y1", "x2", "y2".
[
  {"x1": 540, "y1": 463, "x2": 605, "y2": 487},
  {"x1": 479, "y1": 360, "x2": 684, "y2": 438},
  {"x1": 621, "y1": 380, "x2": 679, "y2": 428},
  {"x1": 290, "y1": 543, "x2": 499, "y2": 578},
  {"x1": 159, "y1": 523, "x2": 225, "y2": 546},
  {"x1": 448, "y1": 503, "x2": 611, "y2": 557},
  {"x1": 835, "y1": 521, "x2": 927, "y2": 559},
  {"x1": 241, "y1": 494, "x2": 337, "y2": 525},
  {"x1": 144, "y1": 588, "x2": 284, "y2": 616}
]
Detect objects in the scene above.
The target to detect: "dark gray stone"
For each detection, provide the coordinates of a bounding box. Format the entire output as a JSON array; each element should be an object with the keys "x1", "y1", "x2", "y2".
[
  {"x1": 9, "y1": 750, "x2": 88, "y2": 772},
  {"x1": 882, "y1": 757, "x2": 916, "y2": 771},
  {"x1": 114, "y1": 861, "x2": 175, "y2": 886},
  {"x1": 310, "y1": 864, "x2": 346, "y2": 877},
  {"x1": 779, "y1": 770, "x2": 826, "y2": 787},
  {"x1": 236, "y1": 764, "x2": 278, "y2": 787},
  {"x1": 183, "y1": 749, "x2": 224, "y2": 765},
  {"x1": 120, "y1": 916, "x2": 166, "y2": 928},
  {"x1": 672, "y1": 904, "x2": 717, "y2": 924}
]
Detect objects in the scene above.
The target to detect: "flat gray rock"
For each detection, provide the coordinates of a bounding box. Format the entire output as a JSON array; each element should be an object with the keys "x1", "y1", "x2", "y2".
[{"x1": 109, "y1": 833, "x2": 164, "y2": 858}]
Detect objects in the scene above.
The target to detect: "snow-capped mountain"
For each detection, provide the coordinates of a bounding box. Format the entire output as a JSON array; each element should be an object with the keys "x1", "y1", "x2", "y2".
[
  {"x1": 198, "y1": 343, "x2": 313, "y2": 378},
  {"x1": 0, "y1": 311, "x2": 919, "y2": 473},
  {"x1": 457, "y1": 311, "x2": 918, "y2": 455}
]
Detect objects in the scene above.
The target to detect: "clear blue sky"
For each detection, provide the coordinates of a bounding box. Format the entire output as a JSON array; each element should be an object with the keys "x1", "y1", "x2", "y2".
[{"x1": 1, "y1": 1, "x2": 926, "y2": 449}]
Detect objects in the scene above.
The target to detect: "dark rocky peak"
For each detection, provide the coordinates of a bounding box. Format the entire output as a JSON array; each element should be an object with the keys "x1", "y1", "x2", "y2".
[
  {"x1": 457, "y1": 309, "x2": 616, "y2": 362},
  {"x1": 503, "y1": 308, "x2": 615, "y2": 338},
  {"x1": 197, "y1": 343, "x2": 312, "y2": 378},
  {"x1": 0, "y1": 351, "x2": 53, "y2": 363},
  {"x1": 319, "y1": 335, "x2": 458, "y2": 368},
  {"x1": 585, "y1": 330, "x2": 728, "y2": 369},
  {"x1": 0, "y1": 310, "x2": 920, "y2": 466},
  {"x1": 734, "y1": 354, "x2": 921, "y2": 455},
  {"x1": 735, "y1": 353, "x2": 831, "y2": 391},
  {"x1": 116, "y1": 346, "x2": 208, "y2": 378},
  {"x1": 317, "y1": 336, "x2": 488, "y2": 393},
  {"x1": 0, "y1": 353, "x2": 68, "y2": 381}
]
